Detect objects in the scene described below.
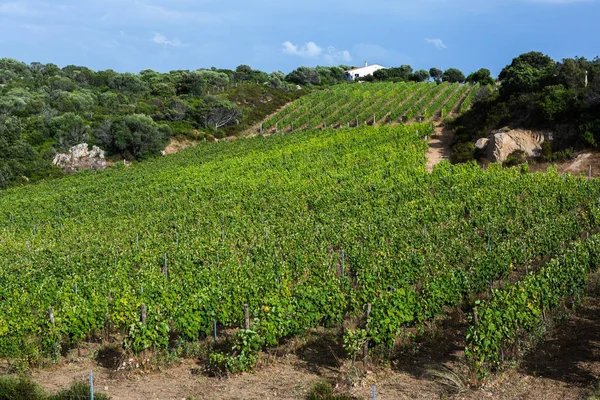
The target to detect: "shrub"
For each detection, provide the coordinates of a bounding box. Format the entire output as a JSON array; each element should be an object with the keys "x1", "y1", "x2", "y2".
[
  {"x1": 503, "y1": 149, "x2": 527, "y2": 167},
  {"x1": 452, "y1": 142, "x2": 476, "y2": 163}
]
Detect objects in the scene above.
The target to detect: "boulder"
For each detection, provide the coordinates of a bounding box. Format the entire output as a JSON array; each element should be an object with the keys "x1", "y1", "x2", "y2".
[
  {"x1": 53, "y1": 143, "x2": 106, "y2": 173},
  {"x1": 485, "y1": 129, "x2": 546, "y2": 163},
  {"x1": 475, "y1": 138, "x2": 489, "y2": 150}
]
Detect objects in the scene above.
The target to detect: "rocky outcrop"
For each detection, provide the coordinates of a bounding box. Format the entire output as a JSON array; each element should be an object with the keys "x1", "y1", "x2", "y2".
[
  {"x1": 53, "y1": 143, "x2": 106, "y2": 173},
  {"x1": 478, "y1": 129, "x2": 547, "y2": 163}
]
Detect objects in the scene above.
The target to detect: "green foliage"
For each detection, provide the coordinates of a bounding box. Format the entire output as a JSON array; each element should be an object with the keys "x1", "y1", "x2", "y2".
[
  {"x1": 0, "y1": 376, "x2": 46, "y2": 400},
  {"x1": 430, "y1": 68, "x2": 443, "y2": 83},
  {"x1": 442, "y1": 68, "x2": 466, "y2": 83},
  {"x1": 503, "y1": 150, "x2": 528, "y2": 167},
  {"x1": 0, "y1": 58, "x2": 310, "y2": 189},
  {"x1": 100, "y1": 114, "x2": 171, "y2": 160},
  {"x1": 286, "y1": 66, "x2": 321, "y2": 86},
  {"x1": 343, "y1": 329, "x2": 367, "y2": 362},
  {"x1": 466, "y1": 237, "x2": 600, "y2": 374},
  {"x1": 466, "y1": 68, "x2": 495, "y2": 86},
  {"x1": 0, "y1": 123, "x2": 599, "y2": 370},
  {"x1": 0, "y1": 376, "x2": 110, "y2": 400},
  {"x1": 208, "y1": 330, "x2": 264, "y2": 374},
  {"x1": 262, "y1": 82, "x2": 479, "y2": 132},
  {"x1": 452, "y1": 142, "x2": 476, "y2": 163},
  {"x1": 499, "y1": 51, "x2": 555, "y2": 95},
  {"x1": 52, "y1": 381, "x2": 110, "y2": 400}
]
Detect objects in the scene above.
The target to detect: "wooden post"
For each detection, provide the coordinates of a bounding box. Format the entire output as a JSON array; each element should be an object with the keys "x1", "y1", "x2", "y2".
[
  {"x1": 140, "y1": 303, "x2": 147, "y2": 323},
  {"x1": 473, "y1": 308, "x2": 479, "y2": 327},
  {"x1": 260, "y1": 123, "x2": 263, "y2": 134},
  {"x1": 341, "y1": 250, "x2": 345, "y2": 279},
  {"x1": 275, "y1": 122, "x2": 278, "y2": 133},
  {"x1": 363, "y1": 303, "x2": 372, "y2": 368},
  {"x1": 589, "y1": 165, "x2": 592, "y2": 178},
  {"x1": 244, "y1": 304, "x2": 250, "y2": 330}
]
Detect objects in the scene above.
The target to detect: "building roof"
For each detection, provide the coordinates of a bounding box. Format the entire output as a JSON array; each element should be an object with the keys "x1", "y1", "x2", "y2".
[{"x1": 345, "y1": 64, "x2": 386, "y2": 73}]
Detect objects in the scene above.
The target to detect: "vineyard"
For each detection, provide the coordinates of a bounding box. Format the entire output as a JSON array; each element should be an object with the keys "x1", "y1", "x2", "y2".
[
  {"x1": 260, "y1": 82, "x2": 479, "y2": 133},
  {"x1": 1, "y1": 122, "x2": 599, "y2": 376}
]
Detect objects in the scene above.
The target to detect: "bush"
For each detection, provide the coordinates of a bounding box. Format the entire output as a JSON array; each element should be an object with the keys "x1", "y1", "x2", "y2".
[
  {"x1": 0, "y1": 376, "x2": 46, "y2": 400},
  {"x1": 451, "y1": 142, "x2": 476, "y2": 163},
  {"x1": 503, "y1": 149, "x2": 528, "y2": 167},
  {"x1": 207, "y1": 329, "x2": 264, "y2": 374},
  {"x1": 52, "y1": 381, "x2": 110, "y2": 400},
  {"x1": 0, "y1": 377, "x2": 110, "y2": 400}
]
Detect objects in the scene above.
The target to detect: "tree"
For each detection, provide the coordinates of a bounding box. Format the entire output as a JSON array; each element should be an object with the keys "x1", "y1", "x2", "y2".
[
  {"x1": 429, "y1": 68, "x2": 443, "y2": 83},
  {"x1": 190, "y1": 97, "x2": 241, "y2": 133},
  {"x1": 285, "y1": 67, "x2": 320, "y2": 85},
  {"x1": 410, "y1": 70, "x2": 431, "y2": 82},
  {"x1": 466, "y1": 68, "x2": 495, "y2": 85},
  {"x1": 99, "y1": 114, "x2": 170, "y2": 159},
  {"x1": 48, "y1": 113, "x2": 90, "y2": 150},
  {"x1": 442, "y1": 68, "x2": 466, "y2": 83},
  {"x1": 498, "y1": 51, "x2": 555, "y2": 96},
  {"x1": 268, "y1": 71, "x2": 285, "y2": 88}
]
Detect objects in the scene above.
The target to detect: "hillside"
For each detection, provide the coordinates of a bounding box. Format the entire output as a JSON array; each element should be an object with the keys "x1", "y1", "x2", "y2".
[
  {"x1": 452, "y1": 52, "x2": 600, "y2": 162},
  {"x1": 1, "y1": 121, "x2": 600, "y2": 397},
  {"x1": 259, "y1": 81, "x2": 478, "y2": 133},
  {"x1": 0, "y1": 58, "x2": 306, "y2": 189}
]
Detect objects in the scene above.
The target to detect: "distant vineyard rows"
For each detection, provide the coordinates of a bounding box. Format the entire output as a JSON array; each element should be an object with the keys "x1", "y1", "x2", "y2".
[{"x1": 261, "y1": 82, "x2": 479, "y2": 133}]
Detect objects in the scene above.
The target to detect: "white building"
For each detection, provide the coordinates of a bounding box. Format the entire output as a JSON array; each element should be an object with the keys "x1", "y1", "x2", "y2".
[{"x1": 344, "y1": 62, "x2": 386, "y2": 81}]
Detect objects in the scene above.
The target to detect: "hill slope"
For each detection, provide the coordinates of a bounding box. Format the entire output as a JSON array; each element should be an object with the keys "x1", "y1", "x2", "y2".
[
  {"x1": 1, "y1": 123, "x2": 600, "y2": 374},
  {"x1": 259, "y1": 82, "x2": 478, "y2": 134}
]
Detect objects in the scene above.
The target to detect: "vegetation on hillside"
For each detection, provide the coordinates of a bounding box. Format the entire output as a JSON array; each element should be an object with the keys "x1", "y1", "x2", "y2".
[
  {"x1": 1, "y1": 122, "x2": 599, "y2": 374},
  {"x1": 262, "y1": 81, "x2": 478, "y2": 133},
  {"x1": 0, "y1": 59, "x2": 307, "y2": 189},
  {"x1": 452, "y1": 52, "x2": 600, "y2": 161}
]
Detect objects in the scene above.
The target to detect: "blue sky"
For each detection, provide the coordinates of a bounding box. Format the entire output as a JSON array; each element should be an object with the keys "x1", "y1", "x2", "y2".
[{"x1": 0, "y1": 0, "x2": 598, "y2": 77}]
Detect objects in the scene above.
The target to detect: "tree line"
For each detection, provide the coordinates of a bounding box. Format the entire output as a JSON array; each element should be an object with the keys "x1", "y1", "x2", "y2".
[
  {"x1": 451, "y1": 52, "x2": 600, "y2": 162},
  {"x1": 0, "y1": 59, "x2": 307, "y2": 188}
]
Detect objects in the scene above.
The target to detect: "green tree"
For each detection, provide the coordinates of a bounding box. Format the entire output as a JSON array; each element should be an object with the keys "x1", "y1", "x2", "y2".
[
  {"x1": 466, "y1": 68, "x2": 495, "y2": 85},
  {"x1": 285, "y1": 67, "x2": 321, "y2": 85},
  {"x1": 442, "y1": 68, "x2": 466, "y2": 83},
  {"x1": 429, "y1": 67, "x2": 443, "y2": 83},
  {"x1": 102, "y1": 114, "x2": 171, "y2": 159},
  {"x1": 498, "y1": 51, "x2": 556, "y2": 96},
  {"x1": 410, "y1": 69, "x2": 431, "y2": 82},
  {"x1": 48, "y1": 113, "x2": 90, "y2": 150}
]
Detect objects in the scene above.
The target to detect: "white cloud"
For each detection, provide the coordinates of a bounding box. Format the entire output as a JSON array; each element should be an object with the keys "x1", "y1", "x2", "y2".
[
  {"x1": 153, "y1": 33, "x2": 185, "y2": 47},
  {"x1": 425, "y1": 38, "x2": 447, "y2": 50},
  {"x1": 282, "y1": 40, "x2": 352, "y2": 65},
  {"x1": 324, "y1": 46, "x2": 352, "y2": 65},
  {"x1": 282, "y1": 41, "x2": 323, "y2": 58}
]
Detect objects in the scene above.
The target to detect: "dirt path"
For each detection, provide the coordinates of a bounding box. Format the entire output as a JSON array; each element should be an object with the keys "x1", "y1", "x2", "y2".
[{"x1": 426, "y1": 124, "x2": 454, "y2": 172}]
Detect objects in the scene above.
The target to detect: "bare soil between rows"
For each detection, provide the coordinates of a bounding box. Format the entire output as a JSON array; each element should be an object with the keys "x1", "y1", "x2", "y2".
[{"x1": 0, "y1": 291, "x2": 594, "y2": 399}]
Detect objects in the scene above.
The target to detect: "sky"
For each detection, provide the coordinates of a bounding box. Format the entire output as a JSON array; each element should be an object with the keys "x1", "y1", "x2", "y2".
[{"x1": 0, "y1": 0, "x2": 599, "y2": 77}]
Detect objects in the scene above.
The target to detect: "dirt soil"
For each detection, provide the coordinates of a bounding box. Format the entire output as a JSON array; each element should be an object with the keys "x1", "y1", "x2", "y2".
[
  {"x1": 528, "y1": 151, "x2": 600, "y2": 178},
  {"x1": 426, "y1": 125, "x2": 454, "y2": 172},
  {"x1": 162, "y1": 137, "x2": 200, "y2": 155},
  {"x1": 17, "y1": 293, "x2": 599, "y2": 400}
]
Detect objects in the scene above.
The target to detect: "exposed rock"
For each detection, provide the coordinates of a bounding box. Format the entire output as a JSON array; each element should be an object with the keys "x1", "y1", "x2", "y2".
[
  {"x1": 475, "y1": 138, "x2": 489, "y2": 150},
  {"x1": 53, "y1": 143, "x2": 106, "y2": 173},
  {"x1": 483, "y1": 129, "x2": 547, "y2": 163}
]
